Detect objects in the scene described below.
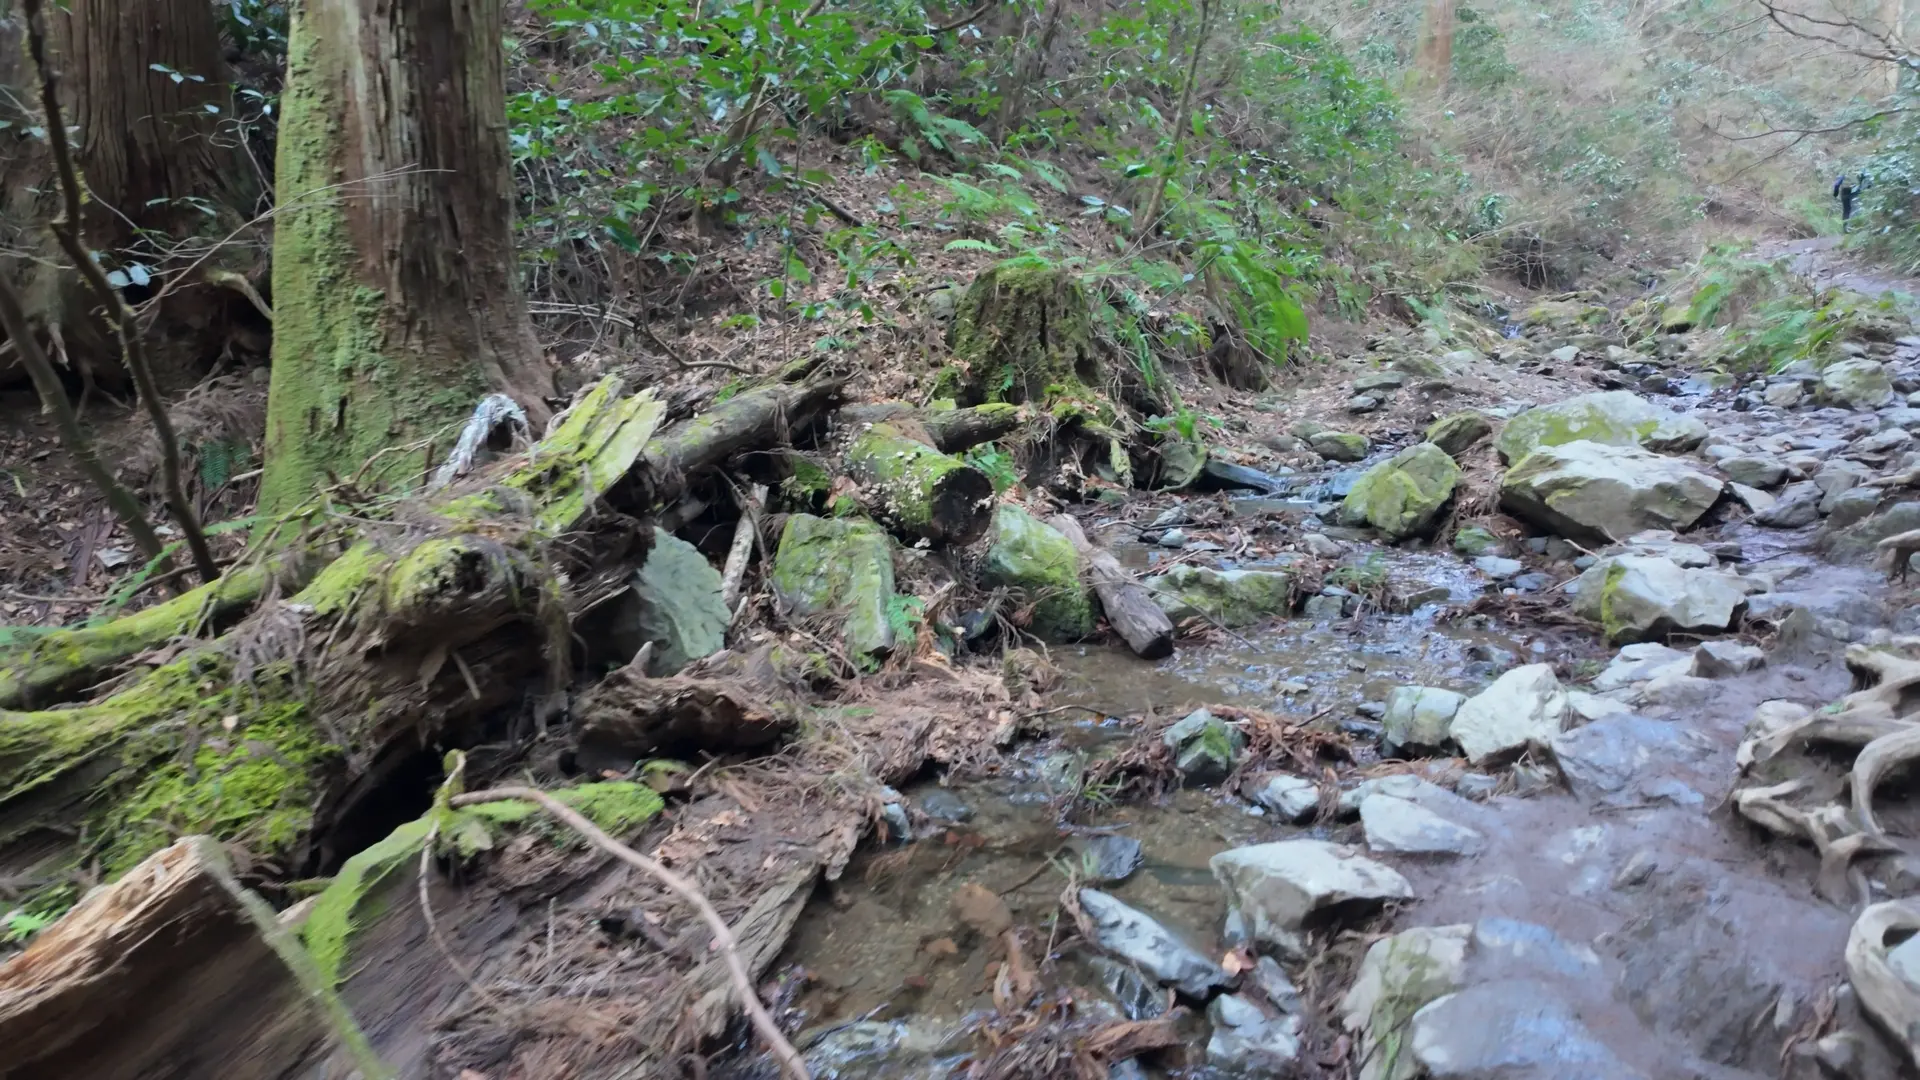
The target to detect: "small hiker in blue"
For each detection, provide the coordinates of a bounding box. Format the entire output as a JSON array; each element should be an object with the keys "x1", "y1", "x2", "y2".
[{"x1": 1834, "y1": 173, "x2": 1868, "y2": 231}]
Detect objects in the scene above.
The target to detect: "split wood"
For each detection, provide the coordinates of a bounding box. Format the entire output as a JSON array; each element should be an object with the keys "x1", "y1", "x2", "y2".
[{"x1": 450, "y1": 785, "x2": 809, "y2": 1079}]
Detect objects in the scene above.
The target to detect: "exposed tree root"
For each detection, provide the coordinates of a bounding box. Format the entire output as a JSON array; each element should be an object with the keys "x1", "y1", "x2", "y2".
[{"x1": 1846, "y1": 900, "x2": 1920, "y2": 1067}]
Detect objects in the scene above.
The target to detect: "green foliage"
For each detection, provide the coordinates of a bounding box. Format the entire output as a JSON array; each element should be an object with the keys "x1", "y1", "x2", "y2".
[
  {"x1": 1328, "y1": 552, "x2": 1388, "y2": 591},
  {"x1": 965, "y1": 445, "x2": 1020, "y2": 493},
  {"x1": 885, "y1": 593, "x2": 927, "y2": 644},
  {"x1": 1, "y1": 906, "x2": 55, "y2": 945}
]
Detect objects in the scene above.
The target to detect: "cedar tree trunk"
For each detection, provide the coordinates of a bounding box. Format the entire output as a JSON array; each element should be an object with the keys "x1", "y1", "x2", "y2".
[{"x1": 259, "y1": 0, "x2": 553, "y2": 518}]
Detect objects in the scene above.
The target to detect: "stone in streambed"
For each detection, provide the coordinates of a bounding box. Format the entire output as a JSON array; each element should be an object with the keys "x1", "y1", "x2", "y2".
[
  {"x1": 1210, "y1": 840, "x2": 1412, "y2": 953},
  {"x1": 1568, "y1": 554, "x2": 1746, "y2": 644},
  {"x1": 1499, "y1": 440, "x2": 1723, "y2": 545},
  {"x1": 1494, "y1": 390, "x2": 1708, "y2": 464},
  {"x1": 1072, "y1": 834, "x2": 1143, "y2": 884},
  {"x1": 1452, "y1": 526, "x2": 1504, "y2": 556},
  {"x1": 1409, "y1": 980, "x2": 1646, "y2": 1080},
  {"x1": 1720, "y1": 454, "x2": 1788, "y2": 489},
  {"x1": 1692, "y1": 640, "x2": 1766, "y2": 677},
  {"x1": 630, "y1": 527, "x2": 730, "y2": 675},
  {"x1": 1077, "y1": 888, "x2": 1229, "y2": 998},
  {"x1": 1819, "y1": 357, "x2": 1894, "y2": 408},
  {"x1": 1382, "y1": 686, "x2": 1466, "y2": 754},
  {"x1": 1447, "y1": 663, "x2": 1569, "y2": 764},
  {"x1": 772, "y1": 514, "x2": 898, "y2": 659},
  {"x1": 1342, "y1": 925, "x2": 1471, "y2": 1080},
  {"x1": 1310, "y1": 431, "x2": 1371, "y2": 462},
  {"x1": 1145, "y1": 564, "x2": 1293, "y2": 627},
  {"x1": 1342, "y1": 442, "x2": 1460, "y2": 540},
  {"x1": 1206, "y1": 993, "x2": 1304, "y2": 1072},
  {"x1": 1251, "y1": 773, "x2": 1322, "y2": 822},
  {"x1": 1360, "y1": 793, "x2": 1484, "y2": 856},
  {"x1": 1162, "y1": 707, "x2": 1245, "y2": 783},
  {"x1": 982, "y1": 504, "x2": 1092, "y2": 641},
  {"x1": 1426, "y1": 410, "x2": 1495, "y2": 457}
]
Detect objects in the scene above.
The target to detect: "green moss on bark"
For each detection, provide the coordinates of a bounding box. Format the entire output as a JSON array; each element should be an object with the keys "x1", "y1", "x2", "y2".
[{"x1": 949, "y1": 262, "x2": 1103, "y2": 406}]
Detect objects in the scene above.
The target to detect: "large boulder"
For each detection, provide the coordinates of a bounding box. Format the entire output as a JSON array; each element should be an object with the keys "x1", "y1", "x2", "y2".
[
  {"x1": 982, "y1": 504, "x2": 1093, "y2": 640},
  {"x1": 1568, "y1": 554, "x2": 1747, "y2": 644},
  {"x1": 1493, "y1": 390, "x2": 1708, "y2": 464},
  {"x1": 1818, "y1": 357, "x2": 1894, "y2": 409},
  {"x1": 1499, "y1": 440, "x2": 1723, "y2": 545},
  {"x1": 1210, "y1": 840, "x2": 1412, "y2": 953},
  {"x1": 1146, "y1": 565, "x2": 1292, "y2": 628},
  {"x1": 1819, "y1": 501, "x2": 1920, "y2": 564},
  {"x1": 1359, "y1": 794, "x2": 1484, "y2": 856},
  {"x1": 1447, "y1": 663, "x2": 1569, "y2": 764},
  {"x1": 629, "y1": 528, "x2": 730, "y2": 675},
  {"x1": 771, "y1": 514, "x2": 897, "y2": 659},
  {"x1": 1408, "y1": 980, "x2": 1644, "y2": 1080},
  {"x1": 1342, "y1": 443, "x2": 1460, "y2": 541}
]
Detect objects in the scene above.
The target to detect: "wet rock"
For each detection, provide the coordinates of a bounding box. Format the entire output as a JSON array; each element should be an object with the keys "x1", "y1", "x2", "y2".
[
  {"x1": 1342, "y1": 925, "x2": 1472, "y2": 1080},
  {"x1": 1500, "y1": 441, "x2": 1723, "y2": 545},
  {"x1": 1355, "y1": 371, "x2": 1408, "y2": 393},
  {"x1": 1452, "y1": 526, "x2": 1504, "y2": 556},
  {"x1": 1852, "y1": 427, "x2": 1913, "y2": 456},
  {"x1": 1426, "y1": 410, "x2": 1496, "y2": 458},
  {"x1": 1347, "y1": 394, "x2": 1383, "y2": 414},
  {"x1": 1510, "y1": 571, "x2": 1554, "y2": 592},
  {"x1": 1639, "y1": 672, "x2": 1717, "y2": 708},
  {"x1": 1202, "y1": 459, "x2": 1292, "y2": 494},
  {"x1": 801, "y1": 1019, "x2": 954, "y2": 1079},
  {"x1": 983, "y1": 505, "x2": 1093, "y2": 641},
  {"x1": 1382, "y1": 686, "x2": 1467, "y2": 753},
  {"x1": 1591, "y1": 642, "x2": 1691, "y2": 690},
  {"x1": 1753, "y1": 482, "x2": 1822, "y2": 527},
  {"x1": 1342, "y1": 442, "x2": 1461, "y2": 541},
  {"x1": 1825, "y1": 486, "x2": 1884, "y2": 529},
  {"x1": 1569, "y1": 554, "x2": 1746, "y2": 643},
  {"x1": 1210, "y1": 840, "x2": 1413, "y2": 952},
  {"x1": 1251, "y1": 954, "x2": 1303, "y2": 1012},
  {"x1": 1073, "y1": 834, "x2": 1143, "y2": 884},
  {"x1": 630, "y1": 528, "x2": 730, "y2": 675},
  {"x1": 773, "y1": 514, "x2": 898, "y2": 659},
  {"x1": 1302, "y1": 592, "x2": 1349, "y2": 620},
  {"x1": 1206, "y1": 993, "x2": 1303, "y2": 1073},
  {"x1": 1301, "y1": 532, "x2": 1344, "y2": 558},
  {"x1": 1251, "y1": 773, "x2": 1322, "y2": 822},
  {"x1": 1814, "y1": 458, "x2": 1874, "y2": 502},
  {"x1": 1494, "y1": 389, "x2": 1709, "y2": 464},
  {"x1": 1077, "y1": 889, "x2": 1230, "y2": 998},
  {"x1": 1764, "y1": 381, "x2": 1804, "y2": 408},
  {"x1": 1156, "y1": 527, "x2": 1188, "y2": 548},
  {"x1": 1448, "y1": 663, "x2": 1570, "y2": 764},
  {"x1": 1566, "y1": 690, "x2": 1632, "y2": 722},
  {"x1": 1146, "y1": 565, "x2": 1293, "y2": 627},
  {"x1": 879, "y1": 799, "x2": 913, "y2": 842},
  {"x1": 1821, "y1": 500, "x2": 1920, "y2": 564},
  {"x1": 1550, "y1": 714, "x2": 1693, "y2": 801},
  {"x1": 1473, "y1": 555, "x2": 1524, "y2": 580},
  {"x1": 1409, "y1": 980, "x2": 1645, "y2": 1080},
  {"x1": 1729, "y1": 482, "x2": 1776, "y2": 514},
  {"x1": 1691, "y1": 640, "x2": 1765, "y2": 676},
  {"x1": 1337, "y1": 773, "x2": 1479, "y2": 818},
  {"x1": 1310, "y1": 431, "x2": 1370, "y2": 462},
  {"x1": 1360, "y1": 793, "x2": 1485, "y2": 856},
  {"x1": 1087, "y1": 955, "x2": 1166, "y2": 1020},
  {"x1": 1612, "y1": 848, "x2": 1660, "y2": 890},
  {"x1": 1820, "y1": 357, "x2": 1895, "y2": 408},
  {"x1": 1472, "y1": 917, "x2": 1602, "y2": 978},
  {"x1": 1455, "y1": 773, "x2": 1500, "y2": 799},
  {"x1": 1162, "y1": 707, "x2": 1246, "y2": 783},
  {"x1": 1612, "y1": 894, "x2": 1800, "y2": 1071},
  {"x1": 1721, "y1": 454, "x2": 1788, "y2": 489},
  {"x1": 918, "y1": 789, "x2": 973, "y2": 822}
]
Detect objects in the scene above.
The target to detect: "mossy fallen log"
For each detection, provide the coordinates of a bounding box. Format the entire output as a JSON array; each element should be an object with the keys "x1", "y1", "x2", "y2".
[
  {"x1": 836, "y1": 401, "x2": 1024, "y2": 452},
  {"x1": 844, "y1": 422, "x2": 994, "y2": 545},
  {"x1": 0, "y1": 378, "x2": 666, "y2": 895},
  {"x1": 0, "y1": 559, "x2": 309, "y2": 711}
]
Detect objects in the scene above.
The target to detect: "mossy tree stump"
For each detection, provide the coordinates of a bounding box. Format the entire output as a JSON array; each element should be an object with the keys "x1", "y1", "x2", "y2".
[
  {"x1": 948, "y1": 261, "x2": 1103, "y2": 406},
  {"x1": 844, "y1": 422, "x2": 994, "y2": 545}
]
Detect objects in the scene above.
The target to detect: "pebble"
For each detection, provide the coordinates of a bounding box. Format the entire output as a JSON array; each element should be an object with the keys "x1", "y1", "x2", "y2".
[{"x1": 1158, "y1": 528, "x2": 1187, "y2": 547}]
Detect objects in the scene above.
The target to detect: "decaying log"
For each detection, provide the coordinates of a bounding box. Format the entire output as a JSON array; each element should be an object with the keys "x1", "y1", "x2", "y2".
[
  {"x1": 837, "y1": 401, "x2": 1024, "y2": 453},
  {"x1": 1847, "y1": 900, "x2": 1920, "y2": 1067},
  {"x1": 845, "y1": 422, "x2": 994, "y2": 544},
  {"x1": 573, "y1": 664, "x2": 796, "y2": 769},
  {"x1": 639, "y1": 356, "x2": 848, "y2": 505},
  {"x1": 0, "y1": 835, "x2": 383, "y2": 1079},
  {"x1": 1049, "y1": 514, "x2": 1173, "y2": 660}
]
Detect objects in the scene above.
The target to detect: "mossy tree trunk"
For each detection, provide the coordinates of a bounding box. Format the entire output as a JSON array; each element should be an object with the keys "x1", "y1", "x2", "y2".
[
  {"x1": 260, "y1": 0, "x2": 552, "y2": 518},
  {"x1": 948, "y1": 262, "x2": 1103, "y2": 407}
]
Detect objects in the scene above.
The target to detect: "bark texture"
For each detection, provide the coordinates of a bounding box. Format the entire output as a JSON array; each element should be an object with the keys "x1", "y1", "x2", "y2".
[
  {"x1": 261, "y1": 0, "x2": 552, "y2": 516},
  {"x1": 1049, "y1": 514, "x2": 1174, "y2": 660}
]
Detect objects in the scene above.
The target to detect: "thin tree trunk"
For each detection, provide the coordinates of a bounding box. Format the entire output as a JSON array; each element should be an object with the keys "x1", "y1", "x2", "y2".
[
  {"x1": 1414, "y1": 0, "x2": 1457, "y2": 92},
  {"x1": 260, "y1": 0, "x2": 554, "y2": 518}
]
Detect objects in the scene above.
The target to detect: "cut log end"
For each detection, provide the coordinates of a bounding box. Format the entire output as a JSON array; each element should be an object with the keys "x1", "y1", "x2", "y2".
[{"x1": 928, "y1": 468, "x2": 996, "y2": 545}]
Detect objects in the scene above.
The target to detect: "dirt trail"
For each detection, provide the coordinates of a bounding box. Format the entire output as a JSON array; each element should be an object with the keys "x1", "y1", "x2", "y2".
[{"x1": 1758, "y1": 235, "x2": 1919, "y2": 300}]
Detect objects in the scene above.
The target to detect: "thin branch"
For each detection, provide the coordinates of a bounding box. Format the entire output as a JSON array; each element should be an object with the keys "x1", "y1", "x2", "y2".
[
  {"x1": 927, "y1": 0, "x2": 994, "y2": 34},
  {"x1": 23, "y1": 0, "x2": 218, "y2": 585},
  {"x1": 451, "y1": 785, "x2": 810, "y2": 1080},
  {"x1": 1712, "y1": 105, "x2": 1912, "y2": 141},
  {"x1": 1134, "y1": 0, "x2": 1214, "y2": 244}
]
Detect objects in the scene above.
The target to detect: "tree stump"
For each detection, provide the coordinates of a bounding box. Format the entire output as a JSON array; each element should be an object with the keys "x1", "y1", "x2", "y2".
[{"x1": 844, "y1": 422, "x2": 994, "y2": 545}]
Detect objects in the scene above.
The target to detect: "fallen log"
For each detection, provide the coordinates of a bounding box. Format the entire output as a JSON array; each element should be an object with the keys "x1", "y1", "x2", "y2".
[
  {"x1": 844, "y1": 422, "x2": 994, "y2": 544},
  {"x1": 1049, "y1": 514, "x2": 1174, "y2": 660},
  {"x1": 0, "y1": 835, "x2": 384, "y2": 1078},
  {"x1": 836, "y1": 401, "x2": 1023, "y2": 453},
  {"x1": 572, "y1": 663, "x2": 797, "y2": 770}
]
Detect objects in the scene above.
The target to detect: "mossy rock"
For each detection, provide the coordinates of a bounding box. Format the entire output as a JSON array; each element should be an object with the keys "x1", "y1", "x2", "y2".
[
  {"x1": 1424, "y1": 410, "x2": 1493, "y2": 458},
  {"x1": 982, "y1": 504, "x2": 1093, "y2": 641},
  {"x1": 948, "y1": 261, "x2": 1102, "y2": 406},
  {"x1": 1341, "y1": 443, "x2": 1460, "y2": 541},
  {"x1": 1493, "y1": 390, "x2": 1707, "y2": 464},
  {"x1": 771, "y1": 514, "x2": 898, "y2": 659},
  {"x1": 1451, "y1": 527, "x2": 1503, "y2": 557},
  {"x1": 1309, "y1": 431, "x2": 1369, "y2": 462},
  {"x1": 1145, "y1": 564, "x2": 1294, "y2": 628},
  {"x1": 632, "y1": 528, "x2": 729, "y2": 675},
  {"x1": 1521, "y1": 298, "x2": 1609, "y2": 331}
]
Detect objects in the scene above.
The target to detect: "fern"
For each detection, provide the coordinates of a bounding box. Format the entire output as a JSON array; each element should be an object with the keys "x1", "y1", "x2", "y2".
[{"x1": 944, "y1": 238, "x2": 1003, "y2": 253}]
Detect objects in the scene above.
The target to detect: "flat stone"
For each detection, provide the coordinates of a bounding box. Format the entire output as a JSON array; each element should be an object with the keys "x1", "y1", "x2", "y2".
[
  {"x1": 1302, "y1": 533, "x2": 1344, "y2": 558},
  {"x1": 1348, "y1": 394, "x2": 1383, "y2": 414},
  {"x1": 1354, "y1": 371, "x2": 1408, "y2": 392},
  {"x1": 1720, "y1": 454, "x2": 1788, "y2": 489},
  {"x1": 1426, "y1": 410, "x2": 1495, "y2": 458},
  {"x1": 1473, "y1": 555, "x2": 1525, "y2": 580},
  {"x1": 1763, "y1": 381, "x2": 1804, "y2": 408},
  {"x1": 1820, "y1": 357, "x2": 1894, "y2": 408},
  {"x1": 1691, "y1": 640, "x2": 1766, "y2": 677},
  {"x1": 1382, "y1": 686, "x2": 1467, "y2": 753},
  {"x1": 1310, "y1": 431, "x2": 1370, "y2": 462},
  {"x1": 1210, "y1": 840, "x2": 1413, "y2": 950},
  {"x1": 1206, "y1": 993, "x2": 1303, "y2": 1072},
  {"x1": 1569, "y1": 554, "x2": 1747, "y2": 644},
  {"x1": 1409, "y1": 980, "x2": 1647, "y2": 1080},
  {"x1": 1073, "y1": 834, "x2": 1144, "y2": 883},
  {"x1": 1359, "y1": 793, "x2": 1485, "y2": 856},
  {"x1": 1729, "y1": 483, "x2": 1776, "y2": 513},
  {"x1": 1566, "y1": 690, "x2": 1633, "y2": 722},
  {"x1": 1448, "y1": 663, "x2": 1570, "y2": 764},
  {"x1": 1077, "y1": 889, "x2": 1229, "y2": 998},
  {"x1": 1592, "y1": 641, "x2": 1693, "y2": 691},
  {"x1": 630, "y1": 527, "x2": 730, "y2": 675},
  {"x1": 1500, "y1": 440, "x2": 1723, "y2": 545},
  {"x1": 1494, "y1": 390, "x2": 1709, "y2": 464},
  {"x1": 1825, "y1": 486, "x2": 1883, "y2": 529},
  {"x1": 1639, "y1": 672, "x2": 1718, "y2": 707},
  {"x1": 1146, "y1": 565, "x2": 1293, "y2": 628},
  {"x1": 1550, "y1": 714, "x2": 1692, "y2": 800},
  {"x1": 1251, "y1": 773, "x2": 1322, "y2": 822},
  {"x1": 1752, "y1": 482, "x2": 1821, "y2": 527}
]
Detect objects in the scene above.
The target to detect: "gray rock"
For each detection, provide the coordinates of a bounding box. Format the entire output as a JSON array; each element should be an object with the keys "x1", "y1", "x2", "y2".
[
  {"x1": 1728, "y1": 482, "x2": 1776, "y2": 514},
  {"x1": 1347, "y1": 394, "x2": 1384, "y2": 414},
  {"x1": 1426, "y1": 410, "x2": 1496, "y2": 458},
  {"x1": 1354, "y1": 371, "x2": 1408, "y2": 392},
  {"x1": 1250, "y1": 955, "x2": 1303, "y2": 1013},
  {"x1": 1753, "y1": 482, "x2": 1822, "y2": 527},
  {"x1": 1087, "y1": 956, "x2": 1166, "y2": 1020},
  {"x1": 1448, "y1": 663, "x2": 1570, "y2": 764},
  {"x1": 1251, "y1": 773, "x2": 1322, "y2": 822},
  {"x1": 1302, "y1": 532, "x2": 1345, "y2": 558},
  {"x1": 1820, "y1": 357, "x2": 1894, "y2": 408},
  {"x1": 1206, "y1": 993, "x2": 1303, "y2": 1073},
  {"x1": 1409, "y1": 980, "x2": 1646, "y2": 1080},
  {"x1": 1337, "y1": 774, "x2": 1480, "y2": 818},
  {"x1": 1550, "y1": 714, "x2": 1693, "y2": 801},
  {"x1": 630, "y1": 528, "x2": 731, "y2": 675},
  {"x1": 1639, "y1": 672, "x2": 1718, "y2": 708},
  {"x1": 1763, "y1": 381, "x2": 1804, "y2": 408},
  {"x1": 801, "y1": 1020, "x2": 952, "y2": 1080},
  {"x1": 1077, "y1": 889, "x2": 1229, "y2": 998},
  {"x1": 1473, "y1": 555, "x2": 1525, "y2": 580},
  {"x1": 1591, "y1": 641, "x2": 1692, "y2": 691},
  {"x1": 1500, "y1": 440, "x2": 1724, "y2": 545},
  {"x1": 1852, "y1": 427, "x2": 1913, "y2": 456},
  {"x1": 918, "y1": 789, "x2": 972, "y2": 822},
  {"x1": 1494, "y1": 390, "x2": 1710, "y2": 463},
  {"x1": 1568, "y1": 689, "x2": 1633, "y2": 723},
  {"x1": 1310, "y1": 431, "x2": 1371, "y2": 462},
  {"x1": 1073, "y1": 834, "x2": 1143, "y2": 883},
  {"x1": 1146, "y1": 565, "x2": 1293, "y2": 628},
  {"x1": 1511, "y1": 571, "x2": 1554, "y2": 592},
  {"x1": 1821, "y1": 500, "x2": 1920, "y2": 564},
  {"x1": 1360, "y1": 793, "x2": 1485, "y2": 856},
  {"x1": 1720, "y1": 454, "x2": 1788, "y2": 489},
  {"x1": 1302, "y1": 593, "x2": 1349, "y2": 620},
  {"x1": 1210, "y1": 840, "x2": 1413, "y2": 951},
  {"x1": 1382, "y1": 686, "x2": 1467, "y2": 753},
  {"x1": 1157, "y1": 527, "x2": 1187, "y2": 547},
  {"x1": 1825, "y1": 486, "x2": 1884, "y2": 529},
  {"x1": 1691, "y1": 640, "x2": 1765, "y2": 676},
  {"x1": 1455, "y1": 773, "x2": 1500, "y2": 799},
  {"x1": 1162, "y1": 707, "x2": 1246, "y2": 783},
  {"x1": 1569, "y1": 554, "x2": 1747, "y2": 643},
  {"x1": 1342, "y1": 925, "x2": 1472, "y2": 1080}
]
